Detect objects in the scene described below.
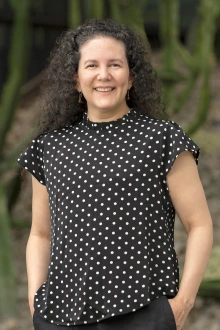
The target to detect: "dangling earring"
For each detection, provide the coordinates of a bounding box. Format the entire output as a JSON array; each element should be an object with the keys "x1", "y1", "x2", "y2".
[
  {"x1": 78, "y1": 92, "x2": 83, "y2": 104},
  {"x1": 126, "y1": 89, "x2": 130, "y2": 101}
]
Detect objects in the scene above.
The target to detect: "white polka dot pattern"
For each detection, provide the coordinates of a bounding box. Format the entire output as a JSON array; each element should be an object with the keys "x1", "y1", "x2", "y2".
[{"x1": 17, "y1": 108, "x2": 200, "y2": 326}]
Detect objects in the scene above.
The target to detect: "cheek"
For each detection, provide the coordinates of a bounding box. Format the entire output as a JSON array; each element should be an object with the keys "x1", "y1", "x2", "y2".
[
  {"x1": 118, "y1": 73, "x2": 131, "y2": 86},
  {"x1": 111, "y1": 76, "x2": 122, "y2": 87},
  {"x1": 79, "y1": 76, "x2": 93, "y2": 89}
]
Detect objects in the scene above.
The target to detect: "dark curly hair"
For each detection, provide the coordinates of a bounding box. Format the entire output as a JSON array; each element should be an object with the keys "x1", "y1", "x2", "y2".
[{"x1": 36, "y1": 18, "x2": 164, "y2": 135}]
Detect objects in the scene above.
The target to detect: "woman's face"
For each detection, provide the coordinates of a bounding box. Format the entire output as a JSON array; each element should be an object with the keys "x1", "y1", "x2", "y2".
[{"x1": 75, "y1": 37, "x2": 133, "y2": 114}]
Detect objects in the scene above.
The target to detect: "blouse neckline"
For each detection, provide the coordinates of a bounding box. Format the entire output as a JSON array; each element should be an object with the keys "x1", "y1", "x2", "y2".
[{"x1": 82, "y1": 107, "x2": 137, "y2": 130}]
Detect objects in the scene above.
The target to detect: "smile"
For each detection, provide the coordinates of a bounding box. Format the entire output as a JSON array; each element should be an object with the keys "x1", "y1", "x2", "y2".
[{"x1": 95, "y1": 87, "x2": 115, "y2": 92}]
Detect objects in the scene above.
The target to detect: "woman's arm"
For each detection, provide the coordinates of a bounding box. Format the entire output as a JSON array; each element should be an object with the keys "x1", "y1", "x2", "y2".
[
  {"x1": 166, "y1": 151, "x2": 213, "y2": 330},
  {"x1": 26, "y1": 175, "x2": 51, "y2": 317}
]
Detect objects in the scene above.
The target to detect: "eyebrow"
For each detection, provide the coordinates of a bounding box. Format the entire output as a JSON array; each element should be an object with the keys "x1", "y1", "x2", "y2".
[{"x1": 84, "y1": 59, "x2": 124, "y2": 65}]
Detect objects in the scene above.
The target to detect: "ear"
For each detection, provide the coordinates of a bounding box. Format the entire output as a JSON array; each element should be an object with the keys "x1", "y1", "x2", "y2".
[{"x1": 73, "y1": 73, "x2": 81, "y2": 92}]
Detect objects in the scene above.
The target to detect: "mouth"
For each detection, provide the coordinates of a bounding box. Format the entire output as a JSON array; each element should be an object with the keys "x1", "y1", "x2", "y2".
[{"x1": 94, "y1": 87, "x2": 115, "y2": 92}]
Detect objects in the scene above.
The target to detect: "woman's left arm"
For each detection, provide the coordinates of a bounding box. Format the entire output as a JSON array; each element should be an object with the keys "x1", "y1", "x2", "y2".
[{"x1": 166, "y1": 150, "x2": 213, "y2": 330}]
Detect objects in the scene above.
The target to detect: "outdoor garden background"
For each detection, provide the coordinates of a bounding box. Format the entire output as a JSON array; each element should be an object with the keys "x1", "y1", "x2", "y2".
[{"x1": 0, "y1": 1, "x2": 220, "y2": 329}]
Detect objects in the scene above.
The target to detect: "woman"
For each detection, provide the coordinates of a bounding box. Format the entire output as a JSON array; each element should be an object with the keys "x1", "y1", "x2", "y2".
[{"x1": 17, "y1": 19, "x2": 213, "y2": 330}]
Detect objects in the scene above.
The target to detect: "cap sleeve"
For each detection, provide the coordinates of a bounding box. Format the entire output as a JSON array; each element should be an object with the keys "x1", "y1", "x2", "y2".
[
  {"x1": 161, "y1": 120, "x2": 200, "y2": 175},
  {"x1": 17, "y1": 133, "x2": 48, "y2": 185}
]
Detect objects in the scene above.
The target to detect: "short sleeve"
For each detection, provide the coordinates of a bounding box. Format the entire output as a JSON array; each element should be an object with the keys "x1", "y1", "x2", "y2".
[
  {"x1": 161, "y1": 120, "x2": 200, "y2": 175},
  {"x1": 17, "y1": 133, "x2": 47, "y2": 185}
]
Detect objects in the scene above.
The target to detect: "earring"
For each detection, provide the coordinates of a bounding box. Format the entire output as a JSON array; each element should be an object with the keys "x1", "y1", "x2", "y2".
[
  {"x1": 78, "y1": 92, "x2": 83, "y2": 104},
  {"x1": 126, "y1": 89, "x2": 130, "y2": 101}
]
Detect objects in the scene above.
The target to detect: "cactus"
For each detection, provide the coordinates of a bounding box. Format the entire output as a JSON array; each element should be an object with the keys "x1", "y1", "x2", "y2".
[
  {"x1": 159, "y1": 0, "x2": 180, "y2": 112},
  {"x1": 88, "y1": 0, "x2": 105, "y2": 19},
  {"x1": 198, "y1": 247, "x2": 220, "y2": 299},
  {"x1": 185, "y1": 0, "x2": 220, "y2": 135},
  {"x1": 0, "y1": 0, "x2": 31, "y2": 319},
  {"x1": 0, "y1": 186, "x2": 16, "y2": 318},
  {"x1": 158, "y1": 0, "x2": 220, "y2": 135},
  {"x1": 68, "y1": 0, "x2": 82, "y2": 29}
]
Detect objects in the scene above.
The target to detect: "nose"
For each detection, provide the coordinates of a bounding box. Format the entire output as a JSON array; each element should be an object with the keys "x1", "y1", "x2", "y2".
[{"x1": 97, "y1": 66, "x2": 111, "y2": 80}]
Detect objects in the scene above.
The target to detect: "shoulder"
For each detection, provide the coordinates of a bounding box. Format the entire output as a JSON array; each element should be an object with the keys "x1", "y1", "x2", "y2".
[
  {"x1": 35, "y1": 125, "x2": 75, "y2": 144},
  {"x1": 135, "y1": 110, "x2": 183, "y2": 134}
]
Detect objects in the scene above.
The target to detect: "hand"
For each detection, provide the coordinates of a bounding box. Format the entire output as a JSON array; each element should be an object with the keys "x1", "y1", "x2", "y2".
[{"x1": 168, "y1": 296, "x2": 193, "y2": 330}]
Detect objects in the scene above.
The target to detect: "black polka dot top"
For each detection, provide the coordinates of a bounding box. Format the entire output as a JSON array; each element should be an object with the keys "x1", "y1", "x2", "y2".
[{"x1": 17, "y1": 108, "x2": 200, "y2": 326}]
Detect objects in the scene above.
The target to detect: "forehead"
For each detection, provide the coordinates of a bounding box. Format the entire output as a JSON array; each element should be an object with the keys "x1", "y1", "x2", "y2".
[{"x1": 79, "y1": 37, "x2": 126, "y2": 59}]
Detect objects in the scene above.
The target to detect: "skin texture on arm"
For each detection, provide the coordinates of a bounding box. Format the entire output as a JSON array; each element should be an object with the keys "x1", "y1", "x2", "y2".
[
  {"x1": 166, "y1": 151, "x2": 213, "y2": 330},
  {"x1": 26, "y1": 176, "x2": 51, "y2": 317}
]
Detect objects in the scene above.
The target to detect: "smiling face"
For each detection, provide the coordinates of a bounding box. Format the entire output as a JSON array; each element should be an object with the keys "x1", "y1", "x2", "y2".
[{"x1": 75, "y1": 37, "x2": 133, "y2": 116}]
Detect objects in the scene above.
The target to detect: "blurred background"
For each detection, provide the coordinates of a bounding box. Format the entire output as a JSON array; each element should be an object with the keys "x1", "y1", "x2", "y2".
[{"x1": 0, "y1": 0, "x2": 219, "y2": 329}]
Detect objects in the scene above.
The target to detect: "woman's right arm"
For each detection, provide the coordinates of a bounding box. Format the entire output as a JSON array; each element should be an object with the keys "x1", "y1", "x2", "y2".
[{"x1": 26, "y1": 175, "x2": 51, "y2": 317}]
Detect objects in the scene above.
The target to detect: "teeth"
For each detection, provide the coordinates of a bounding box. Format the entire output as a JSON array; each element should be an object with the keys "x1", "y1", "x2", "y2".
[{"x1": 95, "y1": 88, "x2": 114, "y2": 92}]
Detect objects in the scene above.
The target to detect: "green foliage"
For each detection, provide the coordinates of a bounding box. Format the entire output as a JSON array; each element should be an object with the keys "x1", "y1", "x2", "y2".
[
  {"x1": 0, "y1": 186, "x2": 16, "y2": 318},
  {"x1": 158, "y1": 0, "x2": 220, "y2": 135},
  {"x1": 88, "y1": 0, "x2": 104, "y2": 19},
  {"x1": 198, "y1": 247, "x2": 220, "y2": 299},
  {"x1": 68, "y1": 0, "x2": 147, "y2": 42},
  {"x1": 68, "y1": 0, "x2": 81, "y2": 29},
  {"x1": 0, "y1": 0, "x2": 31, "y2": 154},
  {"x1": 111, "y1": 0, "x2": 147, "y2": 42},
  {"x1": 198, "y1": 280, "x2": 220, "y2": 299},
  {"x1": 159, "y1": 0, "x2": 179, "y2": 110},
  {"x1": 0, "y1": 0, "x2": 32, "y2": 320}
]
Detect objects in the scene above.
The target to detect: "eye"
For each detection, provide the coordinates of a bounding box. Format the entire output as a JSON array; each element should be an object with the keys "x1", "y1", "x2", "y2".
[
  {"x1": 111, "y1": 63, "x2": 120, "y2": 67},
  {"x1": 86, "y1": 64, "x2": 96, "y2": 68}
]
